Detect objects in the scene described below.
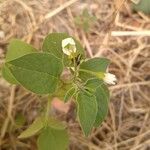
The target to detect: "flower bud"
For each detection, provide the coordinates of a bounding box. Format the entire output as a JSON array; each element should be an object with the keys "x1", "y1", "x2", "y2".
[
  {"x1": 62, "y1": 38, "x2": 76, "y2": 56},
  {"x1": 103, "y1": 73, "x2": 117, "y2": 85}
]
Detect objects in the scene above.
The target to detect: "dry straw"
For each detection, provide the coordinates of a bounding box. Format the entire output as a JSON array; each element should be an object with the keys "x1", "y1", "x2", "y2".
[{"x1": 0, "y1": 0, "x2": 149, "y2": 149}]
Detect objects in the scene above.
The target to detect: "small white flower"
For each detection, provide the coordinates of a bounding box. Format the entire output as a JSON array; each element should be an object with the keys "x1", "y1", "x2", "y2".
[
  {"x1": 62, "y1": 38, "x2": 76, "y2": 56},
  {"x1": 104, "y1": 73, "x2": 117, "y2": 85}
]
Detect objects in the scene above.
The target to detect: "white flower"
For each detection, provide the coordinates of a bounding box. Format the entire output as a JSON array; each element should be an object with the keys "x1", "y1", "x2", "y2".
[
  {"x1": 62, "y1": 38, "x2": 76, "y2": 56},
  {"x1": 104, "y1": 73, "x2": 117, "y2": 85}
]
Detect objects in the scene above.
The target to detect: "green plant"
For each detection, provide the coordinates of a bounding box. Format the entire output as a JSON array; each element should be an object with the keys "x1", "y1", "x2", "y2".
[
  {"x1": 74, "y1": 9, "x2": 97, "y2": 32},
  {"x1": 2, "y1": 33, "x2": 116, "y2": 150}
]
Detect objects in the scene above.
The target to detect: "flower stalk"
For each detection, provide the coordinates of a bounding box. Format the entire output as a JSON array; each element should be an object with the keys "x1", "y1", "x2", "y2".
[{"x1": 79, "y1": 69, "x2": 117, "y2": 85}]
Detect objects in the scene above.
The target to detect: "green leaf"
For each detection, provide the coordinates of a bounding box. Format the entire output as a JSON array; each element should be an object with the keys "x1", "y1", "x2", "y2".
[
  {"x1": 6, "y1": 39, "x2": 37, "y2": 62},
  {"x1": 42, "y1": 33, "x2": 85, "y2": 66},
  {"x1": 79, "y1": 57, "x2": 110, "y2": 81},
  {"x1": 38, "y1": 127, "x2": 69, "y2": 150},
  {"x1": 94, "y1": 84, "x2": 110, "y2": 127},
  {"x1": 42, "y1": 33, "x2": 69, "y2": 59},
  {"x1": 2, "y1": 39, "x2": 36, "y2": 84},
  {"x1": 77, "y1": 91, "x2": 97, "y2": 136},
  {"x1": 18, "y1": 117, "x2": 44, "y2": 139},
  {"x1": 2, "y1": 64, "x2": 18, "y2": 84},
  {"x1": 85, "y1": 78, "x2": 103, "y2": 93},
  {"x1": 132, "y1": 0, "x2": 150, "y2": 14},
  {"x1": 85, "y1": 78, "x2": 110, "y2": 127},
  {"x1": 64, "y1": 87, "x2": 76, "y2": 102},
  {"x1": 6, "y1": 53, "x2": 63, "y2": 94},
  {"x1": 80, "y1": 57, "x2": 110, "y2": 72}
]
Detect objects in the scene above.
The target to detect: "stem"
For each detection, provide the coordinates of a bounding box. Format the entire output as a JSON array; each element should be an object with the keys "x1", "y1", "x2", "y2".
[
  {"x1": 73, "y1": 55, "x2": 77, "y2": 81},
  {"x1": 45, "y1": 96, "x2": 52, "y2": 125},
  {"x1": 73, "y1": 57, "x2": 77, "y2": 80}
]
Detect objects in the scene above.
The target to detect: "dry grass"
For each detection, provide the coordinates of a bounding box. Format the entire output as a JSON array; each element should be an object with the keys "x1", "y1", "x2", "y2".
[{"x1": 0, "y1": 0, "x2": 150, "y2": 150}]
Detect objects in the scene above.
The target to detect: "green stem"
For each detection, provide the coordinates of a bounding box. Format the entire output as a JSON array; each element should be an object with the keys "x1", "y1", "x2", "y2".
[
  {"x1": 45, "y1": 96, "x2": 52, "y2": 126},
  {"x1": 73, "y1": 55, "x2": 77, "y2": 81}
]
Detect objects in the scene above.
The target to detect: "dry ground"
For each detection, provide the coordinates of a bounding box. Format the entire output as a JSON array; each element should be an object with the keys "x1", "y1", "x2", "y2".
[{"x1": 0, "y1": 0, "x2": 150, "y2": 150}]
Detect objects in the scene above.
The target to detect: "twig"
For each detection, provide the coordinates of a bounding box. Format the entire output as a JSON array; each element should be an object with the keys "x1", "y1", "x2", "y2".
[
  {"x1": 133, "y1": 113, "x2": 149, "y2": 147},
  {"x1": 109, "y1": 103, "x2": 118, "y2": 150},
  {"x1": 81, "y1": 31, "x2": 93, "y2": 57},
  {"x1": 110, "y1": 81, "x2": 150, "y2": 90},
  {"x1": 132, "y1": 139, "x2": 150, "y2": 150},
  {"x1": 103, "y1": 130, "x2": 150, "y2": 149},
  {"x1": 23, "y1": 0, "x2": 79, "y2": 41},
  {"x1": 44, "y1": 0, "x2": 79, "y2": 20},
  {"x1": 111, "y1": 31, "x2": 150, "y2": 36},
  {"x1": 0, "y1": 85, "x2": 16, "y2": 139},
  {"x1": 115, "y1": 13, "x2": 143, "y2": 31}
]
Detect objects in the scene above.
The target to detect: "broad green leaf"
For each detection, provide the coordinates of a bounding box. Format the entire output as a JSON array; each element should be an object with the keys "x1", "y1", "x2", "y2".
[
  {"x1": 85, "y1": 78, "x2": 110, "y2": 127},
  {"x1": 79, "y1": 57, "x2": 110, "y2": 81},
  {"x1": 132, "y1": 0, "x2": 150, "y2": 14},
  {"x1": 18, "y1": 117, "x2": 44, "y2": 139},
  {"x1": 85, "y1": 78, "x2": 103, "y2": 93},
  {"x1": 6, "y1": 53, "x2": 63, "y2": 94},
  {"x1": 94, "y1": 84, "x2": 110, "y2": 127},
  {"x1": 38, "y1": 127, "x2": 69, "y2": 150},
  {"x1": 2, "y1": 39, "x2": 36, "y2": 84},
  {"x1": 42, "y1": 33, "x2": 85, "y2": 66},
  {"x1": 48, "y1": 117, "x2": 66, "y2": 130},
  {"x1": 6, "y1": 39, "x2": 37, "y2": 62},
  {"x1": 77, "y1": 91, "x2": 97, "y2": 136},
  {"x1": 42, "y1": 33, "x2": 68, "y2": 59},
  {"x1": 64, "y1": 87, "x2": 76, "y2": 102},
  {"x1": 2, "y1": 64, "x2": 18, "y2": 84}
]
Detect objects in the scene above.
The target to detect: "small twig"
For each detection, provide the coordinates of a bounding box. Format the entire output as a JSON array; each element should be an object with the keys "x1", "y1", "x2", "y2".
[
  {"x1": 133, "y1": 113, "x2": 149, "y2": 147},
  {"x1": 118, "y1": 94, "x2": 124, "y2": 130},
  {"x1": 44, "y1": 0, "x2": 79, "y2": 20},
  {"x1": 7, "y1": 85, "x2": 16, "y2": 120},
  {"x1": 109, "y1": 103, "x2": 118, "y2": 150},
  {"x1": 110, "y1": 81, "x2": 150, "y2": 90},
  {"x1": 81, "y1": 31, "x2": 93, "y2": 57},
  {"x1": 14, "y1": 0, "x2": 36, "y2": 27},
  {"x1": 111, "y1": 31, "x2": 150, "y2": 36},
  {"x1": 103, "y1": 130, "x2": 150, "y2": 149},
  {"x1": 132, "y1": 139, "x2": 150, "y2": 150},
  {"x1": 23, "y1": 0, "x2": 79, "y2": 42},
  {"x1": 0, "y1": 85, "x2": 16, "y2": 139},
  {"x1": 115, "y1": 13, "x2": 144, "y2": 31}
]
